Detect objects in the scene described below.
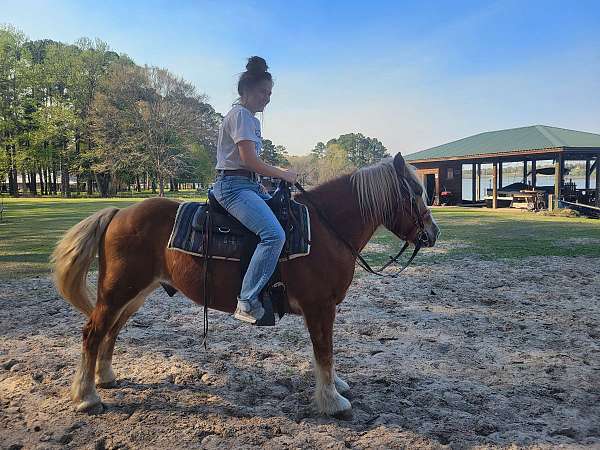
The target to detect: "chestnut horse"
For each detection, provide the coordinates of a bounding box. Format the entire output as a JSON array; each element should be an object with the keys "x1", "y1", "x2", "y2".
[{"x1": 52, "y1": 152, "x2": 439, "y2": 417}]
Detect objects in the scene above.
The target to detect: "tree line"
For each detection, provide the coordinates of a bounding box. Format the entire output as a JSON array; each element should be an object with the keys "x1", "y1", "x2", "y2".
[
  {"x1": 0, "y1": 25, "x2": 228, "y2": 197},
  {"x1": 289, "y1": 133, "x2": 389, "y2": 185},
  {"x1": 1, "y1": 25, "x2": 389, "y2": 198}
]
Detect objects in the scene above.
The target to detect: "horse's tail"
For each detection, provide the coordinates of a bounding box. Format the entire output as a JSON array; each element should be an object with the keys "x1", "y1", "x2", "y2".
[{"x1": 51, "y1": 207, "x2": 120, "y2": 318}]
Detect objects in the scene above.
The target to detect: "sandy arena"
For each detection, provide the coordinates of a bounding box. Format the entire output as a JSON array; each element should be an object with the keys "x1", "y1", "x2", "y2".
[{"x1": 1, "y1": 256, "x2": 599, "y2": 449}]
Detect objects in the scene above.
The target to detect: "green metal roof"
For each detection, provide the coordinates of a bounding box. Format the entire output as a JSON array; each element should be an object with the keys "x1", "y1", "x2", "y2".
[{"x1": 406, "y1": 125, "x2": 600, "y2": 161}]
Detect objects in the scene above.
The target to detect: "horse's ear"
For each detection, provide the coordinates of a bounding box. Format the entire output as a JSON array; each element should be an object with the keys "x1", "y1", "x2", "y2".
[{"x1": 393, "y1": 152, "x2": 406, "y2": 176}]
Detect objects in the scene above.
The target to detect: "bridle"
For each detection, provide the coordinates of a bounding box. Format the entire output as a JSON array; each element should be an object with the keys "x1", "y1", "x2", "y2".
[
  {"x1": 294, "y1": 177, "x2": 431, "y2": 278},
  {"x1": 375, "y1": 177, "x2": 432, "y2": 274}
]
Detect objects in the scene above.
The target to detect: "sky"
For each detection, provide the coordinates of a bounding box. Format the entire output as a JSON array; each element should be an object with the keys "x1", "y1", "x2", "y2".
[{"x1": 3, "y1": 0, "x2": 600, "y2": 156}]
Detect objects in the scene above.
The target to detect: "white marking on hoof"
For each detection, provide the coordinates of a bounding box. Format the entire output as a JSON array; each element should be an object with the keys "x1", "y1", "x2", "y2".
[
  {"x1": 315, "y1": 385, "x2": 352, "y2": 417},
  {"x1": 315, "y1": 370, "x2": 352, "y2": 416},
  {"x1": 95, "y1": 359, "x2": 116, "y2": 387},
  {"x1": 71, "y1": 354, "x2": 103, "y2": 413},
  {"x1": 334, "y1": 373, "x2": 350, "y2": 394},
  {"x1": 313, "y1": 357, "x2": 352, "y2": 417},
  {"x1": 76, "y1": 397, "x2": 104, "y2": 414}
]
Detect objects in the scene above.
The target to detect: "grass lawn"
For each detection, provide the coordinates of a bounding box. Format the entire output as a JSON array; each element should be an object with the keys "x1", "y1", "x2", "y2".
[
  {"x1": 0, "y1": 194, "x2": 206, "y2": 280},
  {"x1": 365, "y1": 207, "x2": 600, "y2": 267},
  {"x1": 1, "y1": 197, "x2": 599, "y2": 280}
]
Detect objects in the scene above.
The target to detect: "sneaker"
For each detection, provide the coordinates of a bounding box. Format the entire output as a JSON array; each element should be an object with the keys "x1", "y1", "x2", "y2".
[{"x1": 234, "y1": 298, "x2": 265, "y2": 324}]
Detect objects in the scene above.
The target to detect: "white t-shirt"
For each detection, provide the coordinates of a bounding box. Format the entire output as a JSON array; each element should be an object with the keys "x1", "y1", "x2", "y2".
[{"x1": 215, "y1": 104, "x2": 262, "y2": 170}]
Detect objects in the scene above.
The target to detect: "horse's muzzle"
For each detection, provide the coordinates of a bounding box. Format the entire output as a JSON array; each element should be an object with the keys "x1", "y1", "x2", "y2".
[
  {"x1": 421, "y1": 223, "x2": 440, "y2": 248},
  {"x1": 418, "y1": 232, "x2": 432, "y2": 248}
]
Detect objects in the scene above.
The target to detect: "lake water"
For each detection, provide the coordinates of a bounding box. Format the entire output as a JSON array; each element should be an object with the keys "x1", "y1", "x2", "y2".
[{"x1": 461, "y1": 175, "x2": 594, "y2": 200}]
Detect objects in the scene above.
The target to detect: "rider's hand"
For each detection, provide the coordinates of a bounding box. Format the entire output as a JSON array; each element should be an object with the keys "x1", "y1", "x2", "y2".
[{"x1": 281, "y1": 169, "x2": 298, "y2": 184}]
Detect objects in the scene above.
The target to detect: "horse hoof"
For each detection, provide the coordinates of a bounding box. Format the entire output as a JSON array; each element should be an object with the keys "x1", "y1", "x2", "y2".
[
  {"x1": 76, "y1": 399, "x2": 104, "y2": 415},
  {"x1": 334, "y1": 377, "x2": 350, "y2": 394},
  {"x1": 332, "y1": 407, "x2": 353, "y2": 421},
  {"x1": 319, "y1": 393, "x2": 352, "y2": 420},
  {"x1": 96, "y1": 379, "x2": 117, "y2": 389}
]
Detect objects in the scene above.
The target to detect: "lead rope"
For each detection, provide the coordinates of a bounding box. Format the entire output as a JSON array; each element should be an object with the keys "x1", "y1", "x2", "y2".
[{"x1": 293, "y1": 182, "x2": 420, "y2": 277}]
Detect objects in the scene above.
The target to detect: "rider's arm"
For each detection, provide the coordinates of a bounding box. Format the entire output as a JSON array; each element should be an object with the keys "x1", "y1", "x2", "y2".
[{"x1": 238, "y1": 141, "x2": 295, "y2": 181}]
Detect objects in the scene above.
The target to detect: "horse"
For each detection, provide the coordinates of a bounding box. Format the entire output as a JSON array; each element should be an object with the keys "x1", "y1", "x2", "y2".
[{"x1": 51, "y1": 152, "x2": 439, "y2": 418}]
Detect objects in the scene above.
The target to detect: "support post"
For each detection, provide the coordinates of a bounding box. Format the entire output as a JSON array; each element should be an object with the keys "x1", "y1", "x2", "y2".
[
  {"x1": 476, "y1": 163, "x2": 481, "y2": 201},
  {"x1": 596, "y1": 155, "x2": 600, "y2": 208},
  {"x1": 471, "y1": 163, "x2": 477, "y2": 202},
  {"x1": 531, "y1": 160, "x2": 537, "y2": 187},
  {"x1": 498, "y1": 161, "x2": 503, "y2": 189},
  {"x1": 492, "y1": 162, "x2": 498, "y2": 209},
  {"x1": 585, "y1": 159, "x2": 591, "y2": 192},
  {"x1": 554, "y1": 154, "x2": 563, "y2": 209},
  {"x1": 523, "y1": 160, "x2": 528, "y2": 184}
]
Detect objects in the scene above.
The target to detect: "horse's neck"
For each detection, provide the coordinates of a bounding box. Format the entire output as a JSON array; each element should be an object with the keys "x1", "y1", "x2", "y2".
[{"x1": 302, "y1": 175, "x2": 378, "y2": 252}]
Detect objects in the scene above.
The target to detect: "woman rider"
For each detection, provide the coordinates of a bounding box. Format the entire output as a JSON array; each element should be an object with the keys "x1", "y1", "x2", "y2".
[{"x1": 213, "y1": 56, "x2": 298, "y2": 324}]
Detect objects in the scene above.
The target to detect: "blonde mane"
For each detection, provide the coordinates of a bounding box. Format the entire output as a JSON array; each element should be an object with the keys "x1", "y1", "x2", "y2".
[{"x1": 349, "y1": 157, "x2": 422, "y2": 226}]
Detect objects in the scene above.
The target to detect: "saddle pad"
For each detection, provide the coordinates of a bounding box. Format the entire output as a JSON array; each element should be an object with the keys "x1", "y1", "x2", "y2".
[{"x1": 167, "y1": 201, "x2": 311, "y2": 261}]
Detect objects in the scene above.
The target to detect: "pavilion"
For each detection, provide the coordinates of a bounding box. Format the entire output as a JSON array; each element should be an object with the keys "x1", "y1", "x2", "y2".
[{"x1": 405, "y1": 125, "x2": 600, "y2": 209}]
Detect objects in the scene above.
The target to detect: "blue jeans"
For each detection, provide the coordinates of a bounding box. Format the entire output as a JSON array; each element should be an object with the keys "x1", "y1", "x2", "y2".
[{"x1": 212, "y1": 175, "x2": 286, "y2": 302}]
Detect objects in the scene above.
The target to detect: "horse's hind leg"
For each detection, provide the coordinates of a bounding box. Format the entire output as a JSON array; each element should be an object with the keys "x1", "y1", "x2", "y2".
[
  {"x1": 304, "y1": 304, "x2": 352, "y2": 418},
  {"x1": 95, "y1": 286, "x2": 155, "y2": 387},
  {"x1": 71, "y1": 302, "x2": 122, "y2": 413}
]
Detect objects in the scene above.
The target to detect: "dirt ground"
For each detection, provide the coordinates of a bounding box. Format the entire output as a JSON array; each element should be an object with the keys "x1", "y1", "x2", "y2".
[{"x1": 1, "y1": 256, "x2": 599, "y2": 449}]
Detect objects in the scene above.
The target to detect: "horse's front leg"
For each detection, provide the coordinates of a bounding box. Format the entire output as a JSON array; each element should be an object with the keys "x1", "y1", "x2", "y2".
[{"x1": 304, "y1": 304, "x2": 352, "y2": 419}]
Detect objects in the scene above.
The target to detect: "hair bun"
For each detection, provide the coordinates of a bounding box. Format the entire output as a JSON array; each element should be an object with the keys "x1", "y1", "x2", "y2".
[{"x1": 246, "y1": 56, "x2": 268, "y2": 73}]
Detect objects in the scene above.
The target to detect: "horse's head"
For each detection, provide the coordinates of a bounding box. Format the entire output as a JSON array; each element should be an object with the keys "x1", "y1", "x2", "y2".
[
  {"x1": 386, "y1": 152, "x2": 439, "y2": 248},
  {"x1": 350, "y1": 154, "x2": 439, "y2": 248}
]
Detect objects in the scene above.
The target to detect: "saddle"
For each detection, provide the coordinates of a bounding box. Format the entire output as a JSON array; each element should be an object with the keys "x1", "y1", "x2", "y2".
[
  {"x1": 166, "y1": 180, "x2": 311, "y2": 326},
  {"x1": 199, "y1": 181, "x2": 297, "y2": 259}
]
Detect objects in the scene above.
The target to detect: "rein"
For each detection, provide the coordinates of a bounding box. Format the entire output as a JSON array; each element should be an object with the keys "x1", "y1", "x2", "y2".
[{"x1": 294, "y1": 181, "x2": 426, "y2": 277}]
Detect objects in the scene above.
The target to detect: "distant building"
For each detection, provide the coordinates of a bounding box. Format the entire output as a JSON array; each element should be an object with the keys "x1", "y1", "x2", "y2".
[{"x1": 406, "y1": 125, "x2": 600, "y2": 208}]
